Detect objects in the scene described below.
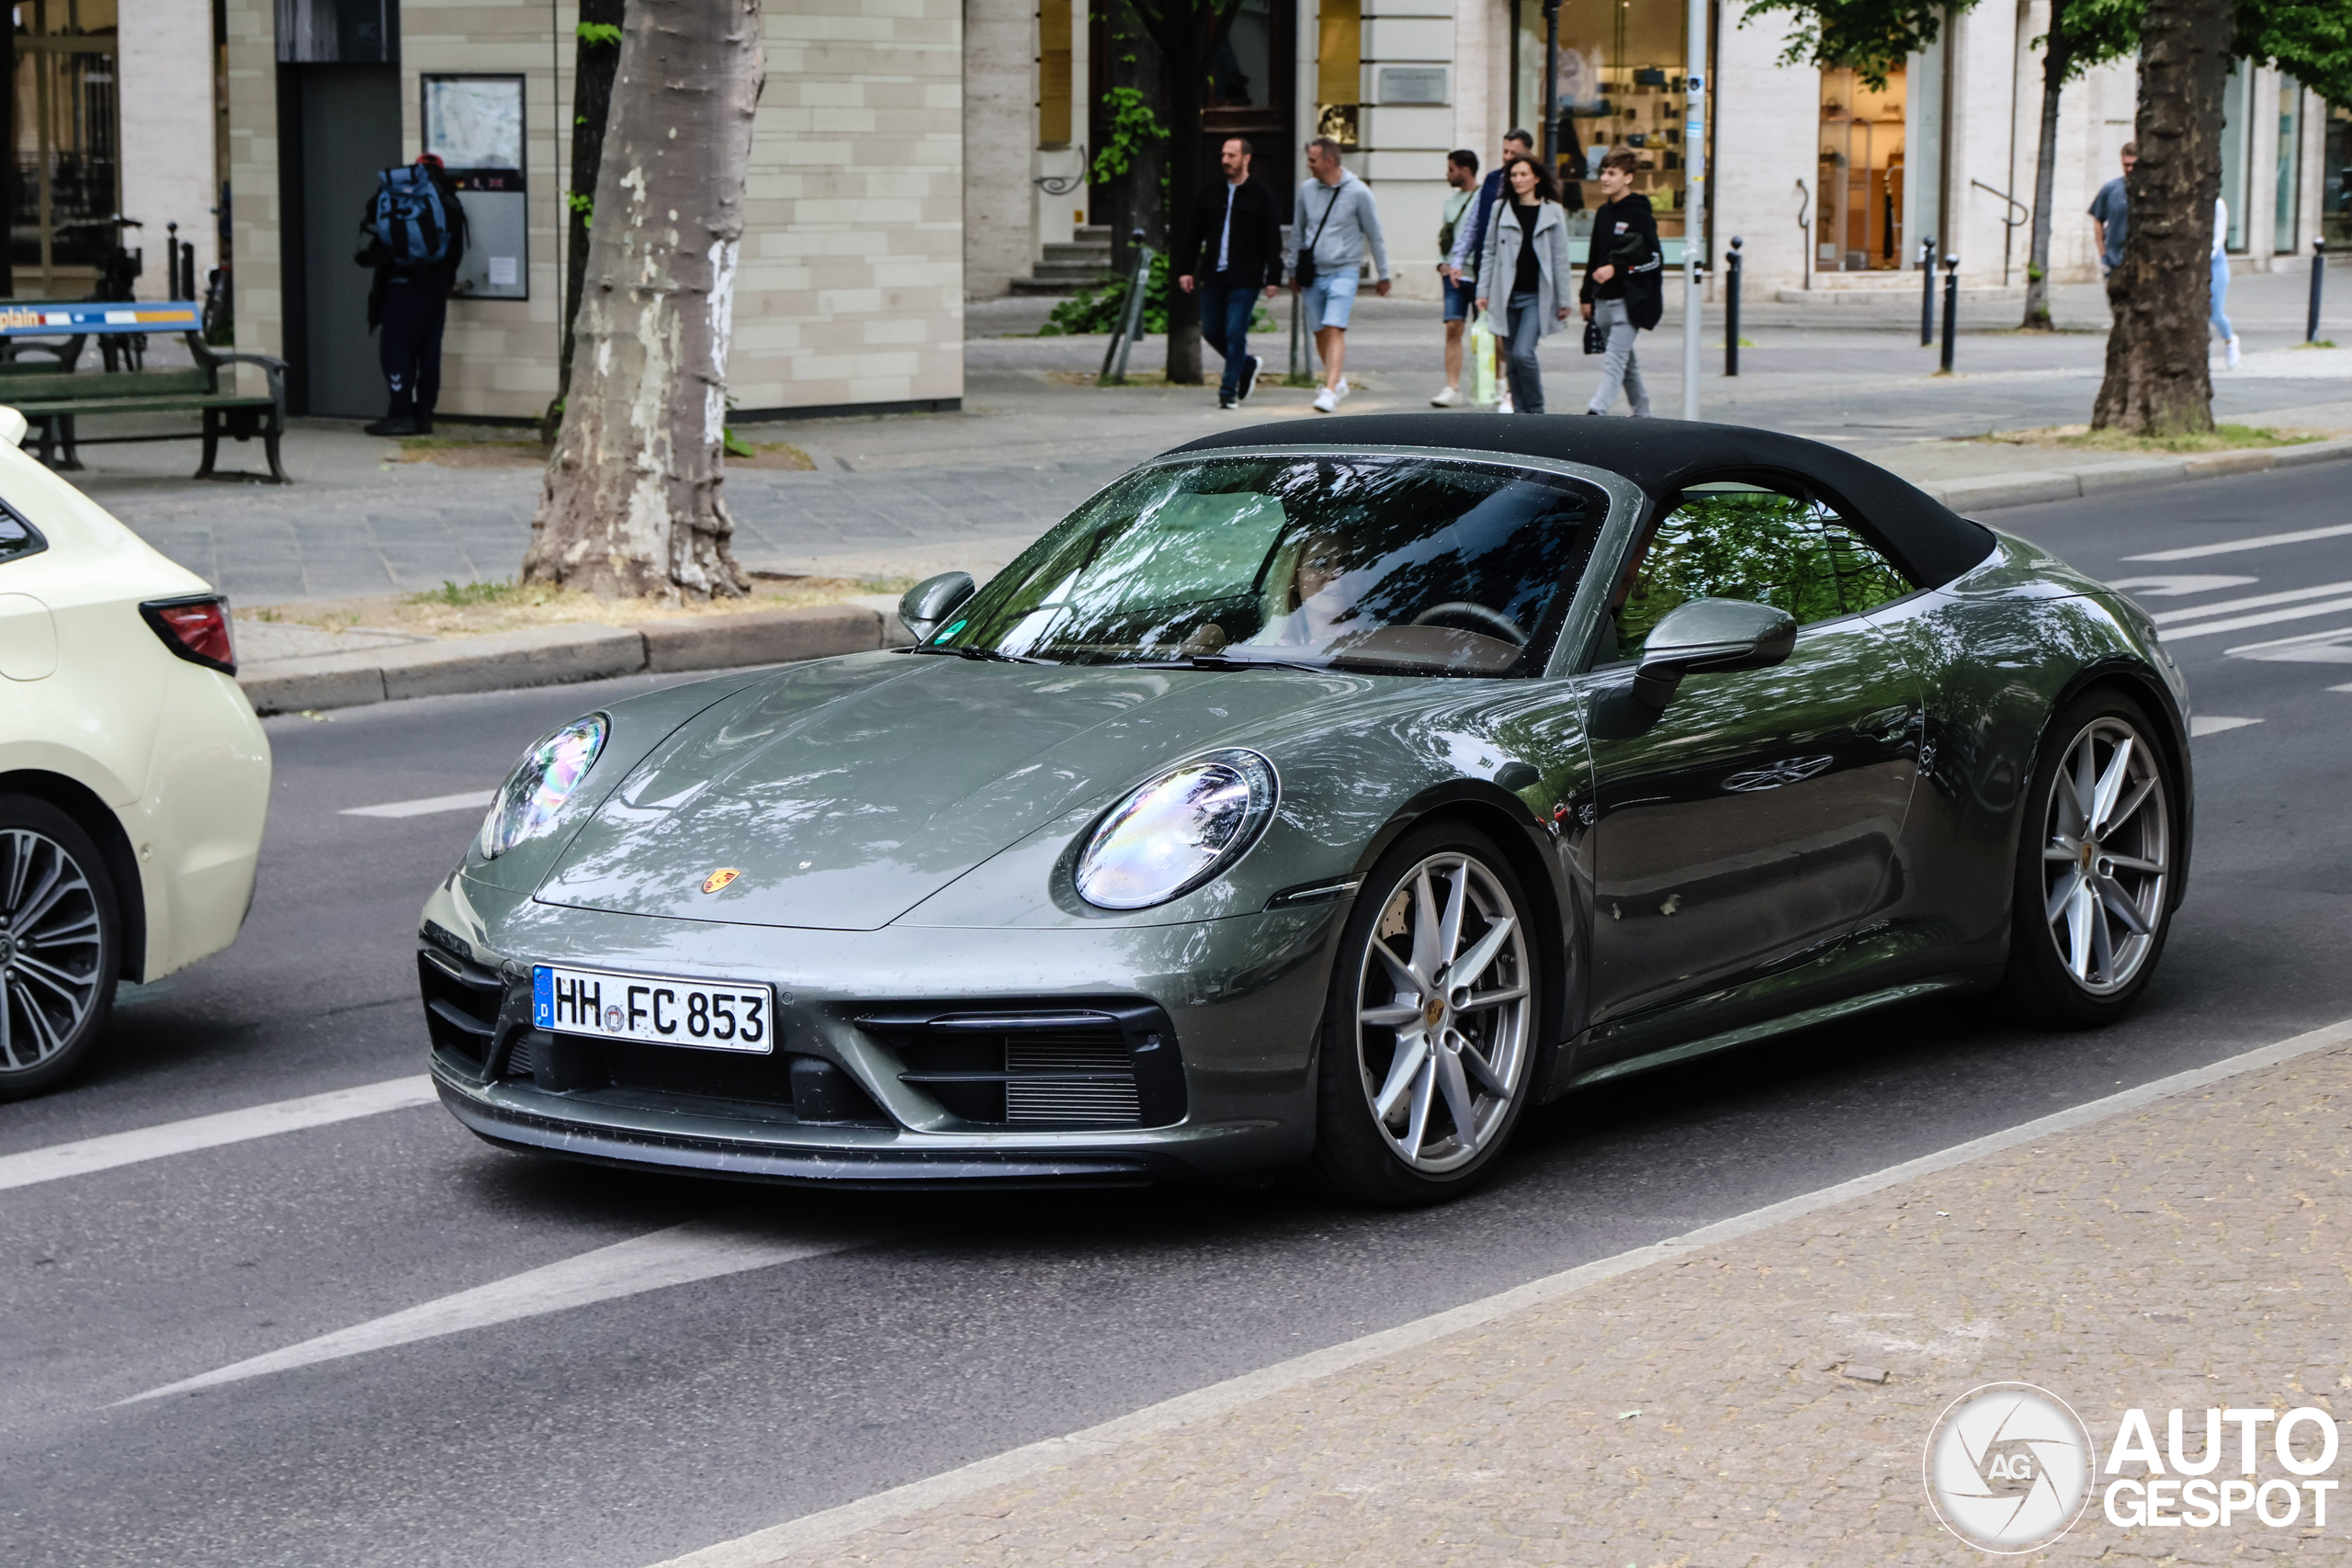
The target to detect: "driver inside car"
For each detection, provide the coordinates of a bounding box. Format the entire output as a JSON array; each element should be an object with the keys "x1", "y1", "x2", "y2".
[{"x1": 1246, "y1": 529, "x2": 1363, "y2": 650}]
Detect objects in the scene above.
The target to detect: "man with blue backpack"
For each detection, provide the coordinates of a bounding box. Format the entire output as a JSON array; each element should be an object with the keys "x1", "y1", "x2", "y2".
[{"x1": 356, "y1": 153, "x2": 468, "y2": 435}]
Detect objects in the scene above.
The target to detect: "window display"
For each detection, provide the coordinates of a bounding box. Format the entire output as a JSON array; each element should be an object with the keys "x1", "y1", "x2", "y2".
[
  {"x1": 1518, "y1": 0, "x2": 1692, "y2": 250},
  {"x1": 1817, "y1": 67, "x2": 1904, "y2": 272}
]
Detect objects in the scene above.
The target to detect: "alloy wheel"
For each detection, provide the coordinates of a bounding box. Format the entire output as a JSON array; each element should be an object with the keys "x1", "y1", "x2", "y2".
[
  {"x1": 1353, "y1": 852, "x2": 1532, "y2": 1172},
  {"x1": 2038, "y1": 716, "x2": 2169, "y2": 997},
  {"x1": 0, "y1": 828, "x2": 107, "y2": 1074}
]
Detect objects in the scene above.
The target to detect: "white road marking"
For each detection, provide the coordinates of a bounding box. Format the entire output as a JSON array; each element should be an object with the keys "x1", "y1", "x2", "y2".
[
  {"x1": 2158, "y1": 595, "x2": 2352, "y2": 640},
  {"x1": 2122, "y1": 522, "x2": 2352, "y2": 562},
  {"x1": 646, "y1": 1015, "x2": 2352, "y2": 1568},
  {"x1": 2105, "y1": 574, "x2": 2257, "y2": 597},
  {"x1": 0, "y1": 1076, "x2": 437, "y2": 1193},
  {"x1": 2188, "y1": 716, "x2": 2262, "y2": 737},
  {"x1": 2149, "y1": 579, "x2": 2352, "y2": 625},
  {"x1": 340, "y1": 789, "x2": 496, "y2": 819},
  {"x1": 120, "y1": 1215, "x2": 876, "y2": 1405},
  {"x1": 2223, "y1": 624, "x2": 2352, "y2": 660},
  {"x1": 2332, "y1": 682, "x2": 2352, "y2": 693}
]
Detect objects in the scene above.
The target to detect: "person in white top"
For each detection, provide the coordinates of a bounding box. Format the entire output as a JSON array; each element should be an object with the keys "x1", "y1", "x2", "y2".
[{"x1": 2210, "y1": 197, "x2": 2239, "y2": 369}]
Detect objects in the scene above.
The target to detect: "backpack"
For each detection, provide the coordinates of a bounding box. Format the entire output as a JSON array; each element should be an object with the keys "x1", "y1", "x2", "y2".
[{"x1": 372, "y1": 165, "x2": 454, "y2": 267}]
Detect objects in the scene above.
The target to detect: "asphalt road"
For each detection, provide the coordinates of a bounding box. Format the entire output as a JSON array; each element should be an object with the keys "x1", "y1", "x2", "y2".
[{"x1": 6, "y1": 466, "x2": 2349, "y2": 1567}]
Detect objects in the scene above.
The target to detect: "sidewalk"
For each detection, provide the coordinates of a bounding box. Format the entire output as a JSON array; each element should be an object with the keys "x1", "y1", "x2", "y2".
[{"x1": 673, "y1": 1021, "x2": 2352, "y2": 1568}]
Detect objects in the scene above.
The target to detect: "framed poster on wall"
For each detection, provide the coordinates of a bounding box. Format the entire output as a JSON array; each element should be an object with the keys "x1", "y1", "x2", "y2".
[{"x1": 422, "y1": 73, "x2": 528, "y2": 299}]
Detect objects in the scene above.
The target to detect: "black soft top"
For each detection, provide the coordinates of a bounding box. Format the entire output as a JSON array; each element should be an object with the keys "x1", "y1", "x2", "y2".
[{"x1": 1168, "y1": 413, "x2": 1996, "y2": 589}]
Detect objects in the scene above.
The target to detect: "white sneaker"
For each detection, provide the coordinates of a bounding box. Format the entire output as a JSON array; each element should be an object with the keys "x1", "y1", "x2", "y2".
[
  {"x1": 1430, "y1": 386, "x2": 1462, "y2": 407},
  {"x1": 1498, "y1": 390, "x2": 1515, "y2": 414},
  {"x1": 2225, "y1": 335, "x2": 2241, "y2": 369},
  {"x1": 1313, "y1": 386, "x2": 1339, "y2": 412},
  {"x1": 1333, "y1": 378, "x2": 1351, "y2": 403}
]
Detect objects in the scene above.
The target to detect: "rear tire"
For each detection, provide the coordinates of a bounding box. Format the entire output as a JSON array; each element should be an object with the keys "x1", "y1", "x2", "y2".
[
  {"x1": 1997, "y1": 691, "x2": 2178, "y2": 1028},
  {"x1": 0, "y1": 795, "x2": 120, "y2": 1100},
  {"x1": 1309, "y1": 821, "x2": 1541, "y2": 1207}
]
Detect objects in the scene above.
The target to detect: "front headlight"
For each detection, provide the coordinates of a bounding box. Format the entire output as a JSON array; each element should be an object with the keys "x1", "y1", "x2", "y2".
[
  {"x1": 1075, "y1": 749, "x2": 1278, "y2": 909},
  {"x1": 479, "y1": 714, "x2": 608, "y2": 859}
]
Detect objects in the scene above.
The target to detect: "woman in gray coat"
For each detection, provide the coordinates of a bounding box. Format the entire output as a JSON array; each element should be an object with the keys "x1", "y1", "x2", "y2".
[{"x1": 1474, "y1": 154, "x2": 1574, "y2": 413}]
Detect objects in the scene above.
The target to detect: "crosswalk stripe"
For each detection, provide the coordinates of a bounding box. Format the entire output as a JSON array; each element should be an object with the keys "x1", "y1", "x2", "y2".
[
  {"x1": 118, "y1": 1215, "x2": 876, "y2": 1404},
  {"x1": 2159, "y1": 595, "x2": 2352, "y2": 640},
  {"x1": 2150, "y1": 579, "x2": 2352, "y2": 625},
  {"x1": 340, "y1": 790, "x2": 496, "y2": 819},
  {"x1": 2121, "y1": 522, "x2": 2352, "y2": 562},
  {"x1": 0, "y1": 1076, "x2": 437, "y2": 1192}
]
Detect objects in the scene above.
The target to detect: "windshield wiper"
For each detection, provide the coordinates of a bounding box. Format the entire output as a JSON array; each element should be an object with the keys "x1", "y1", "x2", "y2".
[
  {"x1": 910, "y1": 644, "x2": 1054, "y2": 665},
  {"x1": 1132, "y1": 654, "x2": 1329, "y2": 674}
]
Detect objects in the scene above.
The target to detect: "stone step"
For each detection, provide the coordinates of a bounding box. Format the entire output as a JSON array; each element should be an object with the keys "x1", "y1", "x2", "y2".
[
  {"x1": 1007, "y1": 276, "x2": 1090, "y2": 297},
  {"x1": 1041, "y1": 242, "x2": 1112, "y2": 265},
  {"x1": 1027, "y1": 259, "x2": 1116, "y2": 282}
]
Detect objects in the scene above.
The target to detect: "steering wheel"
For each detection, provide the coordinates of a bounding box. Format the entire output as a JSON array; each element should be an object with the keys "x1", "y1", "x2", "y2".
[{"x1": 1410, "y1": 602, "x2": 1528, "y2": 647}]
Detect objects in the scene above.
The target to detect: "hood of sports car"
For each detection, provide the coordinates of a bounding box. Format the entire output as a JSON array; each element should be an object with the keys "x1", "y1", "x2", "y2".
[{"x1": 534, "y1": 653, "x2": 1357, "y2": 931}]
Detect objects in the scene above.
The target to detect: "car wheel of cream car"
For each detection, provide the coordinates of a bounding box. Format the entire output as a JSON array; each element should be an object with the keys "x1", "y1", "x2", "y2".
[{"x1": 0, "y1": 406, "x2": 272, "y2": 1100}]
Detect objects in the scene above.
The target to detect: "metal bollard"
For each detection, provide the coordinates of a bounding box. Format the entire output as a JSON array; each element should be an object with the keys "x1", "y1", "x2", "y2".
[
  {"x1": 1939, "y1": 254, "x2": 1959, "y2": 374},
  {"x1": 1724, "y1": 236, "x2": 1742, "y2": 378},
  {"x1": 1100, "y1": 228, "x2": 1152, "y2": 385},
  {"x1": 2312, "y1": 240, "x2": 2327, "y2": 344},
  {"x1": 1919, "y1": 237, "x2": 1936, "y2": 347}
]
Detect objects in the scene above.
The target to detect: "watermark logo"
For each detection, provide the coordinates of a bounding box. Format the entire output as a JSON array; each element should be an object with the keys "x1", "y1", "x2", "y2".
[{"x1": 1924, "y1": 1382, "x2": 2095, "y2": 1552}]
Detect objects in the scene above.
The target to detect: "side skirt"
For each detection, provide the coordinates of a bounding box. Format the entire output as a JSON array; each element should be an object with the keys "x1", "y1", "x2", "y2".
[{"x1": 1564, "y1": 976, "x2": 1979, "y2": 1091}]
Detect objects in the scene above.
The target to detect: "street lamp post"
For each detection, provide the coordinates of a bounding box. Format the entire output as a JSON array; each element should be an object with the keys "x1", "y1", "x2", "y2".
[{"x1": 1542, "y1": 0, "x2": 1560, "y2": 166}]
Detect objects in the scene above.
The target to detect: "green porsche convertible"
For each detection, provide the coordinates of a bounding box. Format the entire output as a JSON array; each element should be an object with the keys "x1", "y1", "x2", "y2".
[{"x1": 418, "y1": 415, "x2": 2192, "y2": 1206}]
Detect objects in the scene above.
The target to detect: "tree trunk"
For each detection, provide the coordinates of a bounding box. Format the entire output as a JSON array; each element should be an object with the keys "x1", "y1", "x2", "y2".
[
  {"x1": 1159, "y1": 49, "x2": 1204, "y2": 384},
  {"x1": 1106, "y1": 18, "x2": 1164, "y2": 278},
  {"x1": 2091, "y1": 0, "x2": 2229, "y2": 434},
  {"x1": 2020, "y1": 6, "x2": 2073, "y2": 331},
  {"x1": 553, "y1": 0, "x2": 629, "y2": 427},
  {"x1": 523, "y1": 0, "x2": 763, "y2": 601}
]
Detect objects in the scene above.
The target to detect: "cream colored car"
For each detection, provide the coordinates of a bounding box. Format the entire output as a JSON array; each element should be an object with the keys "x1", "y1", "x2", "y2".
[{"x1": 0, "y1": 408, "x2": 270, "y2": 1097}]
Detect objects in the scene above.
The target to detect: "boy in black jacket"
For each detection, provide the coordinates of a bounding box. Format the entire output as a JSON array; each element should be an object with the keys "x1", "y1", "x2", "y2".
[
  {"x1": 1178, "y1": 138, "x2": 1284, "y2": 408},
  {"x1": 1577, "y1": 149, "x2": 1663, "y2": 417}
]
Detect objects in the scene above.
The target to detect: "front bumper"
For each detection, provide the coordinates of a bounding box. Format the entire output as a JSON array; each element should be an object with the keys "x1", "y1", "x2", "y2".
[{"x1": 420, "y1": 872, "x2": 1347, "y2": 1186}]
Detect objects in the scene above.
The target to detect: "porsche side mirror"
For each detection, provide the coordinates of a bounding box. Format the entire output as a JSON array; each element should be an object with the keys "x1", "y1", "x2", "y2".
[
  {"x1": 1633, "y1": 597, "x2": 1797, "y2": 709},
  {"x1": 1591, "y1": 597, "x2": 1797, "y2": 740},
  {"x1": 899, "y1": 571, "x2": 976, "y2": 641}
]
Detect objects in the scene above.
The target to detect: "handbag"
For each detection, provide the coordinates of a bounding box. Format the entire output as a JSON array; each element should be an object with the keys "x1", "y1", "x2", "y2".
[
  {"x1": 1582, "y1": 315, "x2": 1607, "y2": 355},
  {"x1": 1292, "y1": 184, "x2": 1340, "y2": 288}
]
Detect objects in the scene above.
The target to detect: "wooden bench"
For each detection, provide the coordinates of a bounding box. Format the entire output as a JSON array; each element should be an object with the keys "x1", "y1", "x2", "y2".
[{"x1": 0, "y1": 302, "x2": 289, "y2": 483}]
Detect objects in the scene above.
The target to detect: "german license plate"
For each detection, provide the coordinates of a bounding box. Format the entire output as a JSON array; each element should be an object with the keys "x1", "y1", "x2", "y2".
[{"x1": 532, "y1": 964, "x2": 775, "y2": 1054}]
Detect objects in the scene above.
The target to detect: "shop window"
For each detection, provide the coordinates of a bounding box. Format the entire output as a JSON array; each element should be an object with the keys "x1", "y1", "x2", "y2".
[
  {"x1": 1818, "y1": 66, "x2": 1904, "y2": 272},
  {"x1": 1522, "y1": 0, "x2": 1691, "y2": 246},
  {"x1": 1038, "y1": 0, "x2": 1072, "y2": 148},
  {"x1": 2219, "y1": 62, "x2": 2250, "y2": 252},
  {"x1": 2274, "y1": 80, "x2": 2301, "y2": 254},
  {"x1": 11, "y1": 0, "x2": 122, "y2": 295},
  {"x1": 1317, "y1": 0, "x2": 1359, "y2": 147},
  {"x1": 2326, "y1": 103, "x2": 2351, "y2": 252}
]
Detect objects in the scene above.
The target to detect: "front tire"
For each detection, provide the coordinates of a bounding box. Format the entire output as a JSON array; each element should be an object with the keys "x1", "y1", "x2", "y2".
[
  {"x1": 1997, "y1": 691, "x2": 2178, "y2": 1027},
  {"x1": 1310, "y1": 821, "x2": 1541, "y2": 1207},
  {"x1": 0, "y1": 795, "x2": 120, "y2": 1100}
]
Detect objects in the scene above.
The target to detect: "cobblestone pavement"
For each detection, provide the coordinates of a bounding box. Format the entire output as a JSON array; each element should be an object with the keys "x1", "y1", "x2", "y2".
[{"x1": 712, "y1": 1033, "x2": 2352, "y2": 1568}]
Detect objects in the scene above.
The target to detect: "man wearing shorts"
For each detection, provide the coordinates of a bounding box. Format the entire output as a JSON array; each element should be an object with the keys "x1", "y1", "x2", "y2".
[
  {"x1": 1433, "y1": 149, "x2": 1479, "y2": 407},
  {"x1": 1288, "y1": 136, "x2": 1391, "y2": 412}
]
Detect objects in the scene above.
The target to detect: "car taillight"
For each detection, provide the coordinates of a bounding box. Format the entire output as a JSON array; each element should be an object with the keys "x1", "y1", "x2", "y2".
[{"x1": 140, "y1": 594, "x2": 237, "y2": 675}]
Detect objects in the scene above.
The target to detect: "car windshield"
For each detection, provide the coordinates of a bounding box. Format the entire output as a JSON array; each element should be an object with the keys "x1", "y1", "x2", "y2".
[{"x1": 929, "y1": 455, "x2": 1610, "y2": 676}]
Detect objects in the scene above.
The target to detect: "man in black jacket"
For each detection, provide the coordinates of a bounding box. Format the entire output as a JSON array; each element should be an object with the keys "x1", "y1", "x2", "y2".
[
  {"x1": 356, "y1": 153, "x2": 469, "y2": 436},
  {"x1": 1178, "y1": 138, "x2": 1284, "y2": 408}
]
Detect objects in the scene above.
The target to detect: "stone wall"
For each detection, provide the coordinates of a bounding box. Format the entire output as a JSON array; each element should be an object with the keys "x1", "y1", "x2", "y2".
[
  {"x1": 963, "y1": 0, "x2": 1036, "y2": 299},
  {"x1": 119, "y1": 0, "x2": 220, "y2": 285}
]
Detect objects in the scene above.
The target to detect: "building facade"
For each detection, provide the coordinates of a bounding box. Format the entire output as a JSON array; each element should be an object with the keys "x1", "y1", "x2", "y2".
[{"x1": 24, "y1": 1, "x2": 2341, "y2": 423}]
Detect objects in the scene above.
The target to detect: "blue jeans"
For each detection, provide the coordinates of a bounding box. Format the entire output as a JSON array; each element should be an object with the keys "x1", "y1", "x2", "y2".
[
  {"x1": 2209, "y1": 249, "x2": 2234, "y2": 342},
  {"x1": 1199, "y1": 281, "x2": 1256, "y2": 400},
  {"x1": 1504, "y1": 291, "x2": 1546, "y2": 413}
]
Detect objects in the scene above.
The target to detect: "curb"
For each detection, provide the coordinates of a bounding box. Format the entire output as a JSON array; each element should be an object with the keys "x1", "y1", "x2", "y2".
[
  {"x1": 240, "y1": 603, "x2": 906, "y2": 716},
  {"x1": 1921, "y1": 434, "x2": 2352, "y2": 514}
]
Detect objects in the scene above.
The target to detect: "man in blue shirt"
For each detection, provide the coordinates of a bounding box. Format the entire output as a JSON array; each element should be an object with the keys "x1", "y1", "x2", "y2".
[
  {"x1": 1445, "y1": 129, "x2": 1535, "y2": 292},
  {"x1": 2088, "y1": 142, "x2": 2136, "y2": 277}
]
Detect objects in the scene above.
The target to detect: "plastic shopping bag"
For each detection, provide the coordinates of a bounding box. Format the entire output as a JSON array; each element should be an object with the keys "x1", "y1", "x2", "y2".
[{"x1": 1470, "y1": 309, "x2": 1498, "y2": 406}]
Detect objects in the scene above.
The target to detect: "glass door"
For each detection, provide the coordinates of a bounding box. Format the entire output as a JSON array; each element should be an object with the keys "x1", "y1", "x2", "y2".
[
  {"x1": 1817, "y1": 65, "x2": 1905, "y2": 271},
  {"x1": 11, "y1": 0, "x2": 121, "y2": 298}
]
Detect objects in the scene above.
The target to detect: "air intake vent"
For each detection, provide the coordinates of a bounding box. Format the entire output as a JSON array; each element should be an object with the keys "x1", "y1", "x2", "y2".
[{"x1": 854, "y1": 1000, "x2": 1184, "y2": 1129}]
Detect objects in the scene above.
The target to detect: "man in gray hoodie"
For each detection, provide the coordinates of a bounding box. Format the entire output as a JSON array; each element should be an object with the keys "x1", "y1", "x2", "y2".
[{"x1": 1287, "y1": 136, "x2": 1391, "y2": 412}]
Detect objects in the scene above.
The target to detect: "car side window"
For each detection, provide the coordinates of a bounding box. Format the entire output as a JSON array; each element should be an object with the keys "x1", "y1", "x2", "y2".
[
  {"x1": 1610, "y1": 481, "x2": 1913, "y2": 660},
  {"x1": 0, "y1": 504, "x2": 42, "y2": 566}
]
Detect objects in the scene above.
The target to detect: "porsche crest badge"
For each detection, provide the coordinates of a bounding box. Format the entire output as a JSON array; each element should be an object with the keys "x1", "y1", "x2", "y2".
[{"x1": 701, "y1": 867, "x2": 742, "y2": 895}]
